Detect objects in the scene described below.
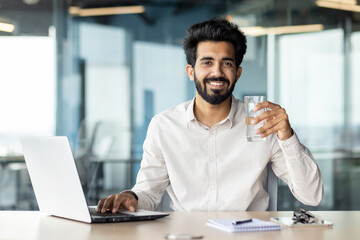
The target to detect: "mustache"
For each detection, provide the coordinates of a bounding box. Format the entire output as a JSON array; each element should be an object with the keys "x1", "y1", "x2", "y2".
[{"x1": 203, "y1": 77, "x2": 230, "y2": 85}]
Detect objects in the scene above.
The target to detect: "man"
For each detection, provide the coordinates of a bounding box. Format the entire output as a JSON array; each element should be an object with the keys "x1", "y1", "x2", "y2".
[{"x1": 97, "y1": 18, "x2": 323, "y2": 213}]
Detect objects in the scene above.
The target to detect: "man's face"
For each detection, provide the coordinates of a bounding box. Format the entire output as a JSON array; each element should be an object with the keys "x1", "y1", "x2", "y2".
[{"x1": 186, "y1": 41, "x2": 242, "y2": 105}]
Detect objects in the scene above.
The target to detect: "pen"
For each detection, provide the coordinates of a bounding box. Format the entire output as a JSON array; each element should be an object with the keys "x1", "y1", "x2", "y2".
[
  {"x1": 165, "y1": 234, "x2": 203, "y2": 239},
  {"x1": 232, "y1": 219, "x2": 253, "y2": 225}
]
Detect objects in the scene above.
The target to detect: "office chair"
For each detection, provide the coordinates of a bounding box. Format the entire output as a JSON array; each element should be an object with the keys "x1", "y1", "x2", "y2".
[
  {"x1": 157, "y1": 163, "x2": 278, "y2": 211},
  {"x1": 266, "y1": 162, "x2": 278, "y2": 211}
]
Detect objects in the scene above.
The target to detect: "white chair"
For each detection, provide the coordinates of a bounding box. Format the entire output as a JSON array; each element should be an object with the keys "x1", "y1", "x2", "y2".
[{"x1": 266, "y1": 163, "x2": 278, "y2": 211}]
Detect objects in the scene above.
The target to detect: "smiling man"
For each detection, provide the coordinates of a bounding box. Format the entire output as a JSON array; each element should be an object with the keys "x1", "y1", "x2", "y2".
[
  {"x1": 192, "y1": 41, "x2": 239, "y2": 105},
  {"x1": 97, "y1": 18, "x2": 323, "y2": 213}
]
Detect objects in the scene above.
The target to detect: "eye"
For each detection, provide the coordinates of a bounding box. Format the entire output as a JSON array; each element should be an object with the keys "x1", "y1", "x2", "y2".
[
  {"x1": 224, "y1": 61, "x2": 233, "y2": 67},
  {"x1": 202, "y1": 61, "x2": 212, "y2": 66}
]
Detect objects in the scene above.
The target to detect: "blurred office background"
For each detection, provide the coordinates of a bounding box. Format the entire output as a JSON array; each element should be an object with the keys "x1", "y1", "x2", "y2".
[{"x1": 0, "y1": 0, "x2": 360, "y2": 211}]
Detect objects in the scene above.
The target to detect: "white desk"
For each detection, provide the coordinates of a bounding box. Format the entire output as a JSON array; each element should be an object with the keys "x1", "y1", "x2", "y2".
[{"x1": 0, "y1": 211, "x2": 358, "y2": 240}]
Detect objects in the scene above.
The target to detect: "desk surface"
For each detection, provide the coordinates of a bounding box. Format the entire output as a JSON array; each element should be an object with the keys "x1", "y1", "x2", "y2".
[{"x1": 0, "y1": 211, "x2": 358, "y2": 240}]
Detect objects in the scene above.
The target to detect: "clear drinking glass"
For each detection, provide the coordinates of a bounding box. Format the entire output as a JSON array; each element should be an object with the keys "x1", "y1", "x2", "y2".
[{"x1": 244, "y1": 96, "x2": 267, "y2": 142}]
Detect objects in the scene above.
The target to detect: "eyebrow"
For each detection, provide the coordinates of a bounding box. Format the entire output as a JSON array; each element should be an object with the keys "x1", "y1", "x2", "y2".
[
  {"x1": 199, "y1": 56, "x2": 235, "y2": 62},
  {"x1": 199, "y1": 57, "x2": 214, "y2": 61},
  {"x1": 222, "y1": 57, "x2": 235, "y2": 62}
]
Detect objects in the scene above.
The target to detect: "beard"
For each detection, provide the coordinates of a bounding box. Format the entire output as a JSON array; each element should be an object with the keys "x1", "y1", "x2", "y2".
[{"x1": 194, "y1": 72, "x2": 236, "y2": 105}]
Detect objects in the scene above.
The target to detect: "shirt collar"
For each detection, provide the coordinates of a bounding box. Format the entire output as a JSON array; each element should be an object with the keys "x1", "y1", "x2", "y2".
[
  {"x1": 227, "y1": 95, "x2": 239, "y2": 129},
  {"x1": 185, "y1": 97, "x2": 196, "y2": 127},
  {"x1": 185, "y1": 95, "x2": 239, "y2": 129}
]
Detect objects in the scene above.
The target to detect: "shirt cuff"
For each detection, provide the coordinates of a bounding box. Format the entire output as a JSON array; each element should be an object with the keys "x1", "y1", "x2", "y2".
[
  {"x1": 276, "y1": 131, "x2": 305, "y2": 162},
  {"x1": 120, "y1": 190, "x2": 139, "y2": 201},
  {"x1": 276, "y1": 130, "x2": 300, "y2": 147}
]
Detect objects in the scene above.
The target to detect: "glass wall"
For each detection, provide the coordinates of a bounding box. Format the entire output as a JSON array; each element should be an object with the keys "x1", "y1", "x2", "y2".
[
  {"x1": 277, "y1": 29, "x2": 344, "y2": 210},
  {"x1": 351, "y1": 32, "x2": 360, "y2": 148},
  {"x1": 0, "y1": 36, "x2": 56, "y2": 152},
  {"x1": 279, "y1": 29, "x2": 344, "y2": 151},
  {"x1": 133, "y1": 41, "x2": 189, "y2": 155},
  {"x1": 274, "y1": 25, "x2": 360, "y2": 210},
  {"x1": 0, "y1": 0, "x2": 55, "y2": 210},
  {"x1": 1, "y1": 0, "x2": 360, "y2": 211}
]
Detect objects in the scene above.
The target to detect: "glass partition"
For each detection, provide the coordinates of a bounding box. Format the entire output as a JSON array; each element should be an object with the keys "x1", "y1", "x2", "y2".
[
  {"x1": 0, "y1": 0, "x2": 56, "y2": 210},
  {"x1": 1, "y1": 0, "x2": 360, "y2": 211},
  {"x1": 277, "y1": 28, "x2": 360, "y2": 210},
  {"x1": 0, "y1": 36, "x2": 56, "y2": 153}
]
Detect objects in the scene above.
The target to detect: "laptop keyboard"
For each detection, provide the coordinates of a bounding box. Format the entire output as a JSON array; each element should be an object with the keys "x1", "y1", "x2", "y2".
[{"x1": 88, "y1": 207, "x2": 131, "y2": 217}]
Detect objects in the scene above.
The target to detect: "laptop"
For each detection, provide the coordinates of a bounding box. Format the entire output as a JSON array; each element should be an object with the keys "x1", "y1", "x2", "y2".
[{"x1": 20, "y1": 136, "x2": 169, "y2": 223}]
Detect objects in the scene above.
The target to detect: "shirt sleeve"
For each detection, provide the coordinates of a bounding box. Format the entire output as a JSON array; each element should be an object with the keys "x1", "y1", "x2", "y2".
[
  {"x1": 269, "y1": 132, "x2": 324, "y2": 206},
  {"x1": 131, "y1": 116, "x2": 169, "y2": 210}
]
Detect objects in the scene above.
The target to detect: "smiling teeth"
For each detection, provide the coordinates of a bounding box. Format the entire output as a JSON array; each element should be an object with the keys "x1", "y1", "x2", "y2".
[{"x1": 209, "y1": 82, "x2": 224, "y2": 86}]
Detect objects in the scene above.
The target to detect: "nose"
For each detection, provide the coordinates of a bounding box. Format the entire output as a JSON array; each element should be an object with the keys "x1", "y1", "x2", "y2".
[{"x1": 210, "y1": 63, "x2": 224, "y2": 78}]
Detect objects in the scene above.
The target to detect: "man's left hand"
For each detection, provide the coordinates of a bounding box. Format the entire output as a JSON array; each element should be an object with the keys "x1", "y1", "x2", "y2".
[{"x1": 251, "y1": 101, "x2": 293, "y2": 141}]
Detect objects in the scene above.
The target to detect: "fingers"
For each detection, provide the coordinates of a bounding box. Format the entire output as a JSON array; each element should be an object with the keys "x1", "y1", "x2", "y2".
[
  {"x1": 122, "y1": 198, "x2": 138, "y2": 212},
  {"x1": 97, "y1": 198, "x2": 106, "y2": 212},
  {"x1": 96, "y1": 193, "x2": 138, "y2": 213},
  {"x1": 97, "y1": 194, "x2": 115, "y2": 213},
  {"x1": 97, "y1": 195, "x2": 115, "y2": 213},
  {"x1": 253, "y1": 101, "x2": 280, "y2": 112},
  {"x1": 250, "y1": 102, "x2": 293, "y2": 140},
  {"x1": 251, "y1": 107, "x2": 285, "y2": 125},
  {"x1": 255, "y1": 116, "x2": 289, "y2": 138},
  {"x1": 112, "y1": 194, "x2": 137, "y2": 213},
  {"x1": 112, "y1": 194, "x2": 123, "y2": 213}
]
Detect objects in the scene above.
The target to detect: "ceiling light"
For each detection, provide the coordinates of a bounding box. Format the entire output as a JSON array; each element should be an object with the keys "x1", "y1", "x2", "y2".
[
  {"x1": 69, "y1": 5, "x2": 145, "y2": 17},
  {"x1": 0, "y1": 22, "x2": 15, "y2": 33},
  {"x1": 23, "y1": 0, "x2": 40, "y2": 5},
  {"x1": 319, "y1": 0, "x2": 356, "y2": 5},
  {"x1": 240, "y1": 24, "x2": 324, "y2": 37},
  {"x1": 316, "y1": 0, "x2": 360, "y2": 12}
]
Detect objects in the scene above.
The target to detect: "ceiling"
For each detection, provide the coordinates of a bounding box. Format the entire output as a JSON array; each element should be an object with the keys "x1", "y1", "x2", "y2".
[
  {"x1": 1, "y1": 0, "x2": 360, "y2": 36},
  {"x1": 0, "y1": 0, "x2": 229, "y2": 13},
  {"x1": 0, "y1": 0, "x2": 52, "y2": 12},
  {"x1": 0, "y1": 0, "x2": 233, "y2": 36}
]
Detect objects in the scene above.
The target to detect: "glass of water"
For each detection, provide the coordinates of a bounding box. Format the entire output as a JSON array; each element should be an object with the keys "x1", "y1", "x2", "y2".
[{"x1": 244, "y1": 96, "x2": 267, "y2": 142}]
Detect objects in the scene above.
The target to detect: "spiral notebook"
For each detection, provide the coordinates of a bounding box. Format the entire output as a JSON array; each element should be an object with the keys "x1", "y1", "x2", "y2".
[{"x1": 206, "y1": 218, "x2": 281, "y2": 232}]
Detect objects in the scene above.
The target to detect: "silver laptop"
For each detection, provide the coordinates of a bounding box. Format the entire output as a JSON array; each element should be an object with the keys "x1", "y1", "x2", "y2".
[{"x1": 20, "y1": 136, "x2": 168, "y2": 223}]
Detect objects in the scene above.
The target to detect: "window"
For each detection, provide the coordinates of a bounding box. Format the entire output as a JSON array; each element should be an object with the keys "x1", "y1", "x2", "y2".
[{"x1": 0, "y1": 36, "x2": 56, "y2": 154}]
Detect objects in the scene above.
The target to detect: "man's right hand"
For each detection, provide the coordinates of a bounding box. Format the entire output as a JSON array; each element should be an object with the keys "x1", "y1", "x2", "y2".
[{"x1": 96, "y1": 191, "x2": 138, "y2": 213}]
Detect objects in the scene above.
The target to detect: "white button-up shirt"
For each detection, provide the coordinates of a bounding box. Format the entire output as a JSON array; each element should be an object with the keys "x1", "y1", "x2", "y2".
[{"x1": 132, "y1": 96, "x2": 323, "y2": 211}]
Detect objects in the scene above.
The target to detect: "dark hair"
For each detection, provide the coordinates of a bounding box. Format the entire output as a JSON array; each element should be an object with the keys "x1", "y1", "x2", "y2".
[{"x1": 183, "y1": 18, "x2": 247, "y2": 68}]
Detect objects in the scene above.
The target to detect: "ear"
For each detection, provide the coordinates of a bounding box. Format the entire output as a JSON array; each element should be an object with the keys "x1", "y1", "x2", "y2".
[
  {"x1": 235, "y1": 66, "x2": 242, "y2": 83},
  {"x1": 186, "y1": 64, "x2": 195, "y2": 81}
]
